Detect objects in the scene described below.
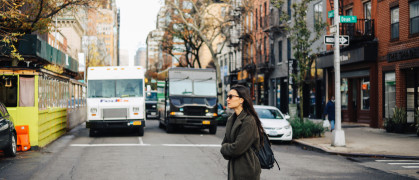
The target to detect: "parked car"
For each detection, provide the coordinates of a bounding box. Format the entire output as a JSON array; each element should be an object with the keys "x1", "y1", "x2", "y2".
[
  {"x1": 254, "y1": 105, "x2": 293, "y2": 141},
  {"x1": 0, "y1": 102, "x2": 17, "y2": 157}
]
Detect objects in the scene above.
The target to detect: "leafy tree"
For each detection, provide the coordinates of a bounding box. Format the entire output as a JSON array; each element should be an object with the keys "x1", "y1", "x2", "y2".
[
  {"x1": 166, "y1": 0, "x2": 255, "y2": 95},
  {"x1": 0, "y1": 0, "x2": 103, "y2": 61},
  {"x1": 271, "y1": 0, "x2": 326, "y2": 120}
]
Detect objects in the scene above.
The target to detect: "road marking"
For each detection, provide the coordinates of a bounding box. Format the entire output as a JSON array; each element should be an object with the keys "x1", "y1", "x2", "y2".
[
  {"x1": 401, "y1": 166, "x2": 419, "y2": 169},
  {"x1": 70, "y1": 144, "x2": 151, "y2": 147},
  {"x1": 138, "y1": 137, "x2": 144, "y2": 145},
  {"x1": 388, "y1": 163, "x2": 419, "y2": 165},
  {"x1": 70, "y1": 144, "x2": 221, "y2": 147},
  {"x1": 162, "y1": 144, "x2": 221, "y2": 147},
  {"x1": 375, "y1": 160, "x2": 417, "y2": 162}
]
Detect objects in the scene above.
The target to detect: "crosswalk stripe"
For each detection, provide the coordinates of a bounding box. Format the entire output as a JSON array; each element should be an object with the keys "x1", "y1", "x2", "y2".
[
  {"x1": 375, "y1": 160, "x2": 417, "y2": 162},
  {"x1": 401, "y1": 166, "x2": 419, "y2": 169},
  {"x1": 70, "y1": 144, "x2": 221, "y2": 147},
  {"x1": 388, "y1": 163, "x2": 419, "y2": 165}
]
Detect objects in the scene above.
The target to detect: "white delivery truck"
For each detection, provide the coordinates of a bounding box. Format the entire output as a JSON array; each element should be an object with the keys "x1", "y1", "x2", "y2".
[{"x1": 86, "y1": 66, "x2": 146, "y2": 137}]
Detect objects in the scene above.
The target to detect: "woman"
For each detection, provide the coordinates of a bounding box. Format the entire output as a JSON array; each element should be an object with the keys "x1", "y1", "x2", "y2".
[{"x1": 220, "y1": 85, "x2": 265, "y2": 180}]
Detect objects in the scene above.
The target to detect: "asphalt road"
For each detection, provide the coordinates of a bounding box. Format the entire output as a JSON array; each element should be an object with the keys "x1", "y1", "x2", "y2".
[{"x1": 0, "y1": 120, "x2": 416, "y2": 180}]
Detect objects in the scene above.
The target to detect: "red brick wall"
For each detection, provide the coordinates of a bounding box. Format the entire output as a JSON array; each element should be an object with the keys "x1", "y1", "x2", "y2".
[{"x1": 376, "y1": 0, "x2": 419, "y2": 127}]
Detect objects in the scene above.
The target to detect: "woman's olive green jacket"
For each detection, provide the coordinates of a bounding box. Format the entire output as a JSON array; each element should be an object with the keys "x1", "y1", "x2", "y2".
[{"x1": 220, "y1": 111, "x2": 261, "y2": 180}]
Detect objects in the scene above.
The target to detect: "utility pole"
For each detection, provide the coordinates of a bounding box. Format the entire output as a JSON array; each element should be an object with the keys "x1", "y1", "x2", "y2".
[{"x1": 332, "y1": 0, "x2": 345, "y2": 146}]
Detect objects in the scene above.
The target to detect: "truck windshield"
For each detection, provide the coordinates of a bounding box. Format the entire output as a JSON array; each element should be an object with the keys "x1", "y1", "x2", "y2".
[
  {"x1": 169, "y1": 79, "x2": 193, "y2": 95},
  {"x1": 88, "y1": 79, "x2": 143, "y2": 98},
  {"x1": 146, "y1": 92, "x2": 157, "y2": 101},
  {"x1": 194, "y1": 80, "x2": 216, "y2": 96}
]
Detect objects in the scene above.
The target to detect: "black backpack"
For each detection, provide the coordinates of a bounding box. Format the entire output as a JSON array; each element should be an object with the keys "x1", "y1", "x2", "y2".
[{"x1": 252, "y1": 132, "x2": 280, "y2": 171}]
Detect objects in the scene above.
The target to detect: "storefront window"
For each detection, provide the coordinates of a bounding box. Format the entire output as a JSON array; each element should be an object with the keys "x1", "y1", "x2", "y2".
[
  {"x1": 0, "y1": 75, "x2": 18, "y2": 107},
  {"x1": 406, "y1": 70, "x2": 416, "y2": 123},
  {"x1": 361, "y1": 77, "x2": 370, "y2": 110},
  {"x1": 384, "y1": 72, "x2": 396, "y2": 119},
  {"x1": 341, "y1": 78, "x2": 348, "y2": 109}
]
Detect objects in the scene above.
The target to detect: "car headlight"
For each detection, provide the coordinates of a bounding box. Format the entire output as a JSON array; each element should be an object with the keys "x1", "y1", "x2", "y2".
[
  {"x1": 90, "y1": 108, "x2": 97, "y2": 114},
  {"x1": 133, "y1": 107, "x2": 140, "y2": 113},
  {"x1": 285, "y1": 125, "x2": 291, "y2": 129}
]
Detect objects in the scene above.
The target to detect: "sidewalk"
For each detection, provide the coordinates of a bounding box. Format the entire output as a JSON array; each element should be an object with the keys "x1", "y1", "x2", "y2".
[{"x1": 293, "y1": 122, "x2": 419, "y2": 159}]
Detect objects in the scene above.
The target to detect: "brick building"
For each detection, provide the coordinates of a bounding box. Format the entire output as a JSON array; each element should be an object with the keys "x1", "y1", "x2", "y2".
[
  {"x1": 318, "y1": 0, "x2": 379, "y2": 126},
  {"x1": 376, "y1": 0, "x2": 419, "y2": 127}
]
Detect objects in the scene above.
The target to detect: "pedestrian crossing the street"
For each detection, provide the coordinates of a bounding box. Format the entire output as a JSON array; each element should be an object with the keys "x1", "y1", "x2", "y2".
[{"x1": 375, "y1": 159, "x2": 419, "y2": 170}]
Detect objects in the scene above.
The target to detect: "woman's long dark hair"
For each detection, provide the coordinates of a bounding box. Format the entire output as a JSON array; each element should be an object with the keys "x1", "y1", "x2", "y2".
[{"x1": 230, "y1": 84, "x2": 265, "y2": 145}]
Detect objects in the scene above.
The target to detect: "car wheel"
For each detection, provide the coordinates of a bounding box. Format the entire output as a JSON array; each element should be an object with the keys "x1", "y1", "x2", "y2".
[
  {"x1": 209, "y1": 125, "x2": 217, "y2": 134},
  {"x1": 138, "y1": 126, "x2": 144, "y2": 136},
  {"x1": 4, "y1": 132, "x2": 17, "y2": 157}
]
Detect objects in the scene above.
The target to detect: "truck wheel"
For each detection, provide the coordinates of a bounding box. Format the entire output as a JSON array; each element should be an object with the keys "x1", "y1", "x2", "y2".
[
  {"x1": 89, "y1": 128, "x2": 98, "y2": 137},
  {"x1": 4, "y1": 132, "x2": 17, "y2": 157},
  {"x1": 166, "y1": 124, "x2": 175, "y2": 133},
  {"x1": 138, "y1": 126, "x2": 144, "y2": 136},
  {"x1": 209, "y1": 125, "x2": 217, "y2": 134}
]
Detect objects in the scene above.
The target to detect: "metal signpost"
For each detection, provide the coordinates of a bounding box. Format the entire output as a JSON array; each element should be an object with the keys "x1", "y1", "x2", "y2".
[{"x1": 332, "y1": 0, "x2": 346, "y2": 147}]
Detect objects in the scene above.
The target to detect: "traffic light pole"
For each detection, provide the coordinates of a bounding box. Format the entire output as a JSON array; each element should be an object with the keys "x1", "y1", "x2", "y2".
[{"x1": 332, "y1": 0, "x2": 346, "y2": 146}]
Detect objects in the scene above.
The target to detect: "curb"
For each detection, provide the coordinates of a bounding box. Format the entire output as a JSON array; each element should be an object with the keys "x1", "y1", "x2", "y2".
[{"x1": 292, "y1": 139, "x2": 419, "y2": 160}]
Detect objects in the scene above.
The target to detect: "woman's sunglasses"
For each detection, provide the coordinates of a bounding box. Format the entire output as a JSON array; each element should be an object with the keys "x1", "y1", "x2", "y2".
[{"x1": 227, "y1": 94, "x2": 240, "y2": 99}]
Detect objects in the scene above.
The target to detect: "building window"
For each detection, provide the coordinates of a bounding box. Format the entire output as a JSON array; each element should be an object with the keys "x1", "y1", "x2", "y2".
[
  {"x1": 391, "y1": 7, "x2": 399, "y2": 39},
  {"x1": 361, "y1": 77, "x2": 370, "y2": 110},
  {"x1": 384, "y1": 72, "x2": 396, "y2": 119},
  {"x1": 364, "y1": 1, "x2": 371, "y2": 19},
  {"x1": 288, "y1": 0, "x2": 292, "y2": 20},
  {"x1": 410, "y1": 0, "x2": 419, "y2": 35},
  {"x1": 341, "y1": 78, "x2": 348, "y2": 109},
  {"x1": 346, "y1": 8, "x2": 353, "y2": 16},
  {"x1": 314, "y1": 2, "x2": 323, "y2": 25},
  {"x1": 260, "y1": 5, "x2": 263, "y2": 28},
  {"x1": 278, "y1": 41, "x2": 282, "y2": 63},
  {"x1": 287, "y1": 38, "x2": 291, "y2": 60}
]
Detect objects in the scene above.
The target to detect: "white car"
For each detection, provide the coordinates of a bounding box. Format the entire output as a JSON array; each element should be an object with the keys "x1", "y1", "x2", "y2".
[{"x1": 254, "y1": 105, "x2": 293, "y2": 141}]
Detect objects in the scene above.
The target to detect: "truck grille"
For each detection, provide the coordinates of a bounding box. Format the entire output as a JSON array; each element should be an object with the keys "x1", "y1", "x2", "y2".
[
  {"x1": 102, "y1": 108, "x2": 128, "y2": 119},
  {"x1": 184, "y1": 106, "x2": 206, "y2": 116}
]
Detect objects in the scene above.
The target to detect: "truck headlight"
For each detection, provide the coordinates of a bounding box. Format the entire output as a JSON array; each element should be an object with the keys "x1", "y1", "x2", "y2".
[
  {"x1": 133, "y1": 107, "x2": 140, "y2": 113},
  {"x1": 152, "y1": 105, "x2": 156, "y2": 108},
  {"x1": 90, "y1": 108, "x2": 97, "y2": 114}
]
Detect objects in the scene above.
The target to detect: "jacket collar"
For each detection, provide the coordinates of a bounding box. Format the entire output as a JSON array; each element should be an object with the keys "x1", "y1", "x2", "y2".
[{"x1": 226, "y1": 110, "x2": 248, "y2": 140}]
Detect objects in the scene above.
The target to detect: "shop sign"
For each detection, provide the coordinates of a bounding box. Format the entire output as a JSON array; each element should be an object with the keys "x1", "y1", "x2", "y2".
[
  {"x1": 387, "y1": 47, "x2": 419, "y2": 62},
  {"x1": 44, "y1": 64, "x2": 64, "y2": 74}
]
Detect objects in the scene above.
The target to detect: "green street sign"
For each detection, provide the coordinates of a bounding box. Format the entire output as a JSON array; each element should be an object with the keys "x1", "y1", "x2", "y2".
[
  {"x1": 328, "y1": 10, "x2": 334, "y2": 18},
  {"x1": 340, "y1": 16, "x2": 357, "y2": 23}
]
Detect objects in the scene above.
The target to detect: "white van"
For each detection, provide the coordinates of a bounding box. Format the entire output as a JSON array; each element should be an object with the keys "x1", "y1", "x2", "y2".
[{"x1": 86, "y1": 66, "x2": 146, "y2": 136}]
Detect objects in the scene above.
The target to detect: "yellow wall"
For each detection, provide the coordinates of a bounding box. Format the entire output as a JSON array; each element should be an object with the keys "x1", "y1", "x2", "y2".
[{"x1": 6, "y1": 75, "x2": 68, "y2": 148}]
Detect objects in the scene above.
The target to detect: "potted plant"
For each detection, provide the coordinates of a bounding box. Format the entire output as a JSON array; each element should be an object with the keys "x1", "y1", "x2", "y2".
[
  {"x1": 384, "y1": 118, "x2": 395, "y2": 133},
  {"x1": 393, "y1": 107, "x2": 407, "y2": 133}
]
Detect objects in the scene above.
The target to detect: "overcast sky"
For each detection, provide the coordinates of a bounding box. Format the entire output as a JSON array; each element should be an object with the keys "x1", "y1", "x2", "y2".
[{"x1": 116, "y1": 0, "x2": 162, "y2": 65}]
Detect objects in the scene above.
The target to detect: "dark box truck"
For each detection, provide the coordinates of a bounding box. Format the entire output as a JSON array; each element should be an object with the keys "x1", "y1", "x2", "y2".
[{"x1": 158, "y1": 68, "x2": 218, "y2": 134}]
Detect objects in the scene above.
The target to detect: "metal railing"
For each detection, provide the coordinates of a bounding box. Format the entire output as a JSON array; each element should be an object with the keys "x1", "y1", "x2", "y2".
[{"x1": 340, "y1": 19, "x2": 375, "y2": 42}]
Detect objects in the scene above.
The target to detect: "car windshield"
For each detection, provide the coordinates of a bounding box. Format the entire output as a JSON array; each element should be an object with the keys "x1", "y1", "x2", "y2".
[
  {"x1": 88, "y1": 79, "x2": 143, "y2": 98},
  {"x1": 255, "y1": 108, "x2": 285, "y2": 120}
]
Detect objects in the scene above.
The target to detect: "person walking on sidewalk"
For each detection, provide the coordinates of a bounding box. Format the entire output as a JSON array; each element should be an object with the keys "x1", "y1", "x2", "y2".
[
  {"x1": 324, "y1": 96, "x2": 335, "y2": 131},
  {"x1": 220, "y1": 85, "x2": 264, "y2": 180}
]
